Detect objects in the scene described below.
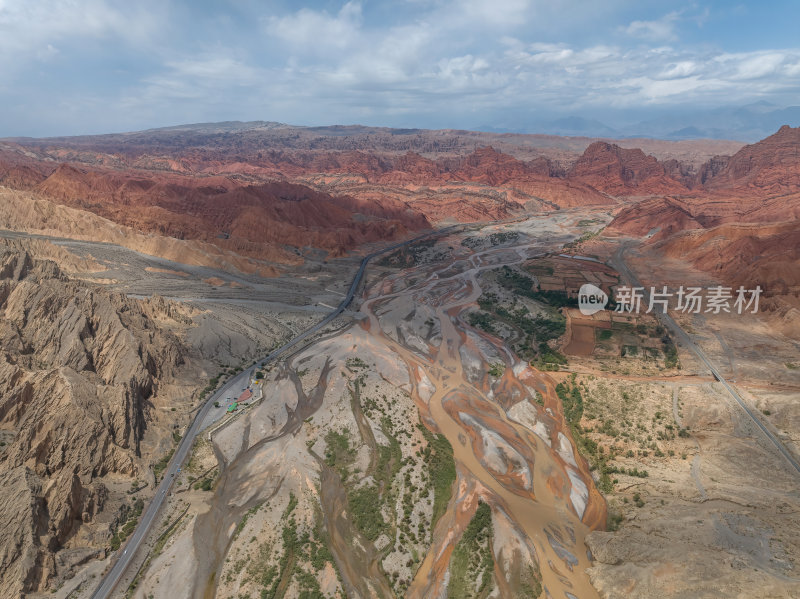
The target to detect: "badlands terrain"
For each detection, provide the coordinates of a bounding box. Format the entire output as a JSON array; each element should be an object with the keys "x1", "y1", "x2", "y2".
[{"x1": 0, "y1": 123, "x2": 798, "y2": 599}]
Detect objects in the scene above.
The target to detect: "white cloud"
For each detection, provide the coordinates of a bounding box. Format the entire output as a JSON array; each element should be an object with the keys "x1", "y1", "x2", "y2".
[
  {"x1": 0, "y1": 0, "x2": 161, "y2": 55},
  {"x1": 265, "y1": 1, "x2": 363, "y2": 55},
  {"x1": 625, "y1": 11, "x2": 680, "y2": 42},
  {"x1": 3, "y1": 0, "x2": 800, "y2": 136},
  {"x1": 728, "y1": 52, "x2": 787, "y2": 80},
  {"x1": 658, "y1": 61, "x2": 698, "y2": 79},
  {"x1": 455, "y1": 0, "x2": 532, "y2": 26},
  {"x1": 132, "y1": 57, "x2": 265, "y2": 103}
]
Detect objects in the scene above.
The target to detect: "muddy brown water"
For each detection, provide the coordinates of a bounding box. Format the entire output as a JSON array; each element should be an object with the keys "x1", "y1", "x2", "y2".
[
  {"x1": 189, "y1": 239, "x2": 604, "y2": 599},
  {"x1": 361, "y1": 242, "x2": 605, "y2": 598}
]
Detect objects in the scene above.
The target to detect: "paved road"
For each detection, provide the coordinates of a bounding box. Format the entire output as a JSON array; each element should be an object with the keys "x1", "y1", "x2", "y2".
[
  {"x1": 610, "y1": 244, "x2": 800, "y2": 476},
  {"x1": 88, "y1": 225, "x2": 461, "y2": 599}
]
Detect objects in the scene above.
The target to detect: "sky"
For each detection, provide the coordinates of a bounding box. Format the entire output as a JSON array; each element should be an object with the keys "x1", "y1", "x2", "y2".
[{"x1": 1, "y1": 0, "x2": 800, "y2": 137}]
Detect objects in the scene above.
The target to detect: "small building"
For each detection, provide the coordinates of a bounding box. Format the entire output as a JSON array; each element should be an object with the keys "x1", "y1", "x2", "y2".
[{"x1": 226, "y1": 402, "x2": 238, "y2": 413}]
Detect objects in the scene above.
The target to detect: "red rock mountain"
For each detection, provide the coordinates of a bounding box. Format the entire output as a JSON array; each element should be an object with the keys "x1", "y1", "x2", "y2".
[
  {"x1": 0, "y1": 138, "x2": 622, "y2": 269},
  {"x1": 608, "y1": 125, "x2": 800, "y2": 296},
  {"x1": 29, "y1": 162, "x2": 430, "y2": 261},
  {"x1": 1, "y1": 124, "x2": 795, "y2": 274},
  {"x1": 700, "y1": 125, "x2": 800, "y2": 194},
  {"x1": 0, "y1": 145, "x2": 55, "y2": 189},
  {"x1": 567, "y1": 142, "x2": 688, "y2": 195}
]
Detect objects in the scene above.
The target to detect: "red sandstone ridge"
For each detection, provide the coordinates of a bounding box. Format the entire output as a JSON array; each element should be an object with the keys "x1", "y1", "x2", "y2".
[
  {"x1": 608, "y1": 125, "x2": 800, "y2": 235},
  {"x1": 653, "y1": 222, "x2": 800, "y2": 293},
  {"x1": 4, "y1": 123, "x2": 787, "y2": 275},
  {"x1": 447, "y1": 146, "x2": 533, "y2": 185},
  {"x1": 700, "y1": 125, "x2": 800, "y2": 194},
  {"x1": 567, "y1": 142, "x2": 688, "y2": 196},
  {"x1": 0, "y1": 145, "x2": 56, "y2": 189},
  {"x1": 605, "y1": 197, "x2": 704, "y2": 240},
  {"x1": 606, "y1": 126, "x2": 800, "y2": 303},
  {"x1": 26, "y1": 161, "x2": 431, "y2": 263}
]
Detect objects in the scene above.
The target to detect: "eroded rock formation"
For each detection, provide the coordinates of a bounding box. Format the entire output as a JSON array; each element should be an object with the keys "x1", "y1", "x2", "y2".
[{"x1": 0, "y1": 247, "x2": 185, "y2": 597}]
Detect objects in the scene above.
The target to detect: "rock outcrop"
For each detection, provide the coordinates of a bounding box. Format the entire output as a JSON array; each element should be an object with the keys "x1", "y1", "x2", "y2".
[
  {"x1": 0, "y1": 246, "x2": 186, "y2": 597},
  {"x1": 699, "y1": 125, "x2": 800, "y2": 194},
  {"x1": 606, "y1": 126, "x2": 800, "y2": 299},
  {"x1": 567, "y1": 142, "x2": 688, "y2": 196}
]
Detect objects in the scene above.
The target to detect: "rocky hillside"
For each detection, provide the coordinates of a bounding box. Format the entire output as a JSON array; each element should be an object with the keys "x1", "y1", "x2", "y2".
[
  {"x1": 0, "y1": 125, "x2": 745, "y2": 271},
  {"x1": 31, "y1": 162, "x2": 431, "y2": 261},
  {"x1": 0, "y1": 246, "x2": 188, "y2": 597},
  {"x1": 567, "y1": 141, "x2": 688, "y2": 195},
  {"x1": 7, "y1": 121, "x2": 741, "y2": 164},
  {"x1": 700, "y1": 125, "x2": 800, "y2": 193},
  {"x1": 0, "y1": 124, "x2": 794, "y2": 285},
  {"x1": 607, "y1": 126, "x2": 800, "y2": 300}
]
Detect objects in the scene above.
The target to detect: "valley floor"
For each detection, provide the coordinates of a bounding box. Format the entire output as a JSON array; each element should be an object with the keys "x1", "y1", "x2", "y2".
[{"x1": 29, "y1": 208, "x2": 800, "y2": 599}]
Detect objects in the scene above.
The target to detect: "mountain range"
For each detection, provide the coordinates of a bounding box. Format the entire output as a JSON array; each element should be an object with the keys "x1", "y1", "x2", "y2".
[
  {"x1": 1, "y1": 122, "x2": 798, "y2": 297},
  {"x1": 525, "y1": 102, "x2": 800, "y2": 142}
]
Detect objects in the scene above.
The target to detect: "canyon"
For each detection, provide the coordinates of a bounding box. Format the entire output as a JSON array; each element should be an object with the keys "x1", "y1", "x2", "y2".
[{"x1": 0, "y1": 122, "x2": 798, "y2": 599}]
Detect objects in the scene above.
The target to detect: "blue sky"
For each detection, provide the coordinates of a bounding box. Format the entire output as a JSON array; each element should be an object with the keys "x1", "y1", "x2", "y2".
[{"x1": 1, "y1": 0, "x2": 799, "y2": 137}]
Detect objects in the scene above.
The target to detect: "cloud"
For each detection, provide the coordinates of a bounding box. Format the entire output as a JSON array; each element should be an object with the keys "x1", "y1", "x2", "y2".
[
  {"x1": 624, "y1": 11, "x2": 680, "y2": 42},
  {"x1": 724, "y1": 52, "x2": 789, "y2": 80},
  {"x1": 455, "y1": 0, "x2": 532, "y2": 26},
  {"x1": 265, "y1": 1, "x2": 363, "y2": 55},
  {"x1": 658, "y1": 61, "x2": 698, "y2": 79},
  {"x1": 0, "y1": 0, "x2": 162, "y2": 57},
  {"x1": 2, "y1": 0, "x2": 800, "y2": 136},
  {"x1": 139, "y1": 57, "x2": 265, "y2": 100}
]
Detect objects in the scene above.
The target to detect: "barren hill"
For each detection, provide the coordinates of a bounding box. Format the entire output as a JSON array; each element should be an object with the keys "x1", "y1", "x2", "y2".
[
  {"x1": 567, "y1": 142, "x2": 688, "y2": 195},
  {"x1": 607, "y1": 125, "x2": 800, "y2": 296},
  {"x1": 0, "y1": 122, "x2": 790, "y2": 286},
  {"x1": 0, "y1": 246, "x2": 187, "y2": 596}
]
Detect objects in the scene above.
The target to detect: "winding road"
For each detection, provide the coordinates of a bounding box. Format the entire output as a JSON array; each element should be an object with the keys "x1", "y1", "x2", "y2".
[{"x1": 89, "y1": 226, "x2": 461, "y2": 599}]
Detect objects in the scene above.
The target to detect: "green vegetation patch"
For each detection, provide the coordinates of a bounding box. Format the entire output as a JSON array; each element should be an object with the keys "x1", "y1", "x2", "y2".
[
  {"x1": 348, "y1": 484, "x2": 386, "y2": 540},
  {"x1": 468, "y1": 311, "x2": 498, "y2": 335},
  {"x1": 555, "y1": 376, "x2": 613, "y2": 492},
  {"x1": 621, "y1": 344, "x2": 639, "y2": 357},
  {"x1": 470, "y1": 289, "x2": 567, "y2": 364},
  {"x1": 419, "y1": 424, "x2": 456, "y2": 529},
  {"x1": 324, "y1": 419, "x2": 401, "y2": 542},
  {"x1": 153, "y1": 448, "x2": 175, "y2": 481},
  {"x1": 252, "y1": 494, "x2": 336, "y2": 599},
  {"x1": 556, "y1": 376, "x2": 655, "y2": 498},
  {"x1": 447, "y1": 501, "x2": 494, "y2": 599},
  {"x1": 193, "y1": 474, "x2": 215, "y2": 491},
  {"x1": 349, "y1": 417, "x2": 403, "y2": 541},
  {"x1": 495, "y1": 265, "x2": 578, "y2": 309},
  {"x1": 518, "y1": 564, "x2": 543, "y2": 599},
  {"x1": 661, "y1": 334, "x2": 680, "y2": 369},
  {"x1": 324, "y1": 430, "x2": 356, "y2": 470},
  {"x1": 461, "y1": 231, "x2": 519, "y2": 250},
  {"x1": 345, "y1": 356, "x2": 368, "y2": 370},
  {"x1": 377, "y1": 238, "x2": 443, "y2": 268},
  {"x1": 488, "y1": 362, "x2": 505, "y2": 377},
  {"x1": 109, "y1": 497, "x2": 144, "y2": 551},
  {"x1": 563, "y1": 230, "x2": 600, "y2": 250}
]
